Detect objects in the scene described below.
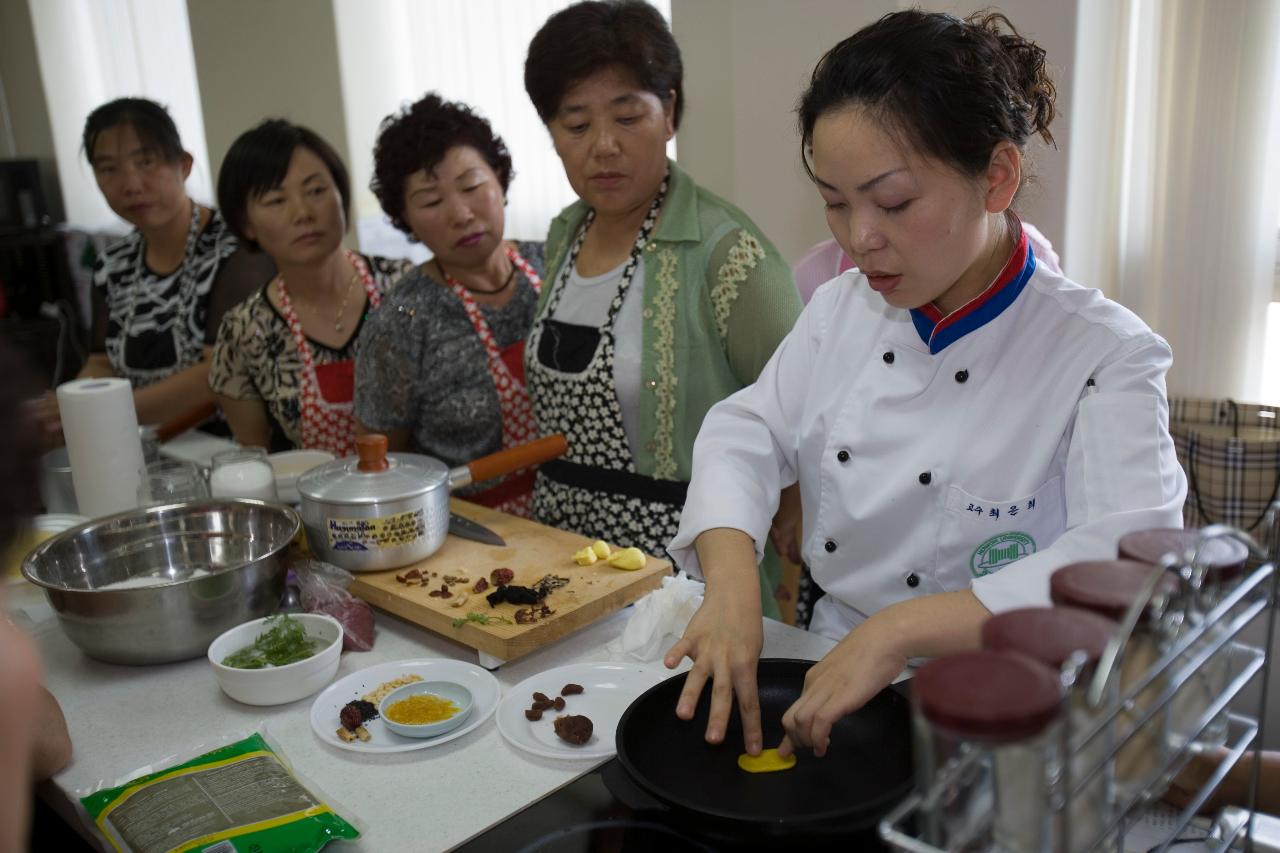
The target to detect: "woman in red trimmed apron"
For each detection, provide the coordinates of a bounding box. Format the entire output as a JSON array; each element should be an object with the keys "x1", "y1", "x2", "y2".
[
  {"x1": 276, "y1": 251, "x2": 382, "y2": 457},
  {"x1": 352, "y1": 94, "x2": 548, "y2": 516},
  {"x1": 209, "y1": 120, "x2": 413, "y2": 454}
]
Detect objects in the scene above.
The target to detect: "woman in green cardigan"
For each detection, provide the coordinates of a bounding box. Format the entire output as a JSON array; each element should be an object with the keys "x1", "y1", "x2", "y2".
[{"x1": 523, "y1": 0, "x2": 802, "y2": 618}]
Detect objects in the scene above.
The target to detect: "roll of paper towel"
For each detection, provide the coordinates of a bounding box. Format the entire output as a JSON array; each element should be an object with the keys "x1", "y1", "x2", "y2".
[{"x1": 56, "y1": 378, "x2": 145, "y2": 519}]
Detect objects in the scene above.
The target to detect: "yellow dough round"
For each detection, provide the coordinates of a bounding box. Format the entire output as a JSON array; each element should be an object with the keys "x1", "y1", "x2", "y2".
[{"x1": 737, "y1": 748, "x2": 797, "y2": 774}]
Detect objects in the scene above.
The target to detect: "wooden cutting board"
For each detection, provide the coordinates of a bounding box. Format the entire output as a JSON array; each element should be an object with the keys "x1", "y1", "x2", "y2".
[{"x1": 348, "y1": 499, "x2": 670, "y2": 662}]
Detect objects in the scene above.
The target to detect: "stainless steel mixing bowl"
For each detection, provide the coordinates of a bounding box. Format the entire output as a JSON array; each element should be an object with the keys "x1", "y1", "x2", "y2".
[{"x1": 21, "y1": 499, "x2": 300, "y2": 665}]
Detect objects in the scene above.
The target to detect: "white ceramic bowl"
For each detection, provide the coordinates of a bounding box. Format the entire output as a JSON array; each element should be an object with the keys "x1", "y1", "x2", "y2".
[
  {"x1": 268, "y1": 450, "x2": 336, "y2": 504},
  {"x1": 379, "y1": 680, "x2": 473, "y2": 738},
  {"x1": 208, "y1": 613, "x2": 343, "y2": 705}
]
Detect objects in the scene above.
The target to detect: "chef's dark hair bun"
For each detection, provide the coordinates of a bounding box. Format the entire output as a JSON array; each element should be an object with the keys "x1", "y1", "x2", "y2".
[{"x1": 798, "y1": 9, "x2": 1057, "y2": 182}]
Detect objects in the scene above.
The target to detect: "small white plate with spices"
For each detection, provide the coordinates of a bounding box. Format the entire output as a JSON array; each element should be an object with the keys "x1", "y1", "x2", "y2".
[
  {"x1": 496, "y1": 662, "x2": 668, "y2": 761},
  {"x1": 310, "y1": 658, "x2": 500, "y2": 754}
]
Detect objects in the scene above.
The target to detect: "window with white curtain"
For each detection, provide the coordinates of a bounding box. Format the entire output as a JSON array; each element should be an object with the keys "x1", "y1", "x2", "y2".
[
  {"x1": 26, "y1": 0, "x2": 209, "y2": 233},
  {"x1": 1064, "y1": 0, "x2": 1280, "y2": 402},
  {"x1": 332, "y1": 0, "x2": 672, "y2": 262}
]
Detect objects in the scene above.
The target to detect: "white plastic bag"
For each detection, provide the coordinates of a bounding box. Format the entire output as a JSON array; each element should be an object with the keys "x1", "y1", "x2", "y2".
[{"x1": 603, "y1": 571, "x2": 705, "y2": 662}]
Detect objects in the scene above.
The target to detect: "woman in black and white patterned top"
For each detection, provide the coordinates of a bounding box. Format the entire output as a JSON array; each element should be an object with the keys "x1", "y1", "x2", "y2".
[{"x1": 31, "y1": 98, "x2": 271, "y2": 441}]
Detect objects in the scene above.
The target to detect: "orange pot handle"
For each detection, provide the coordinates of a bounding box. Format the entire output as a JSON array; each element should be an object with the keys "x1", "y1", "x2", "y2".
[{"x1": 465, "y1": 434, "x2": 568, "y2": 485}]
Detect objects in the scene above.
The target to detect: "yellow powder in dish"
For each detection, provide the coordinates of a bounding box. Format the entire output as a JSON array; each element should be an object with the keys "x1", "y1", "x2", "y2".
[{"x1": 385, "y1": 693, "x2": 459, "y2": 725}]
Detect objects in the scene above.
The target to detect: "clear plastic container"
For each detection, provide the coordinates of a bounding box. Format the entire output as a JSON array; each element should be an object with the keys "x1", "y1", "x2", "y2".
[
  {"x1": 137, "y1": 459, "x2": 209, "y2": 506},
  {"x1": 1119, "y1": 529, "x2": 1248, "y2": 752},
  {"x1": 913, "y1": 650, "x2": 1064, "y2": 852},
  {"x1": 210, "y1": 448, "x2": 278, "y2": 501},
  {"x1": 982, "y1": 606, "x2": 1118, "y2": 852},
  {"x1": 1050, "y1": 559, "x2": 1179, "y2": 806}
]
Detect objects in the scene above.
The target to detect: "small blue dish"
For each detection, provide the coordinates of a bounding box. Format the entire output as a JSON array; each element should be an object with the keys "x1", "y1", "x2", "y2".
[{"x1": 379, "y1": 681, "x2": 473, "y2": 738}]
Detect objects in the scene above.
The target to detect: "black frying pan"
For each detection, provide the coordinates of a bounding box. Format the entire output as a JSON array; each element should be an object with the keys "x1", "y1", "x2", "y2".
[{"x1": 614, "y1": 658, "x2": 914, "y2": 840}]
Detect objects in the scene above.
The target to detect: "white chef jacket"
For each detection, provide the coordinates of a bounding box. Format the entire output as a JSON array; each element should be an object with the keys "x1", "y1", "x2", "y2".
[{"x1": 669, "y1": 236, "x2": 1187, "y2": 640}]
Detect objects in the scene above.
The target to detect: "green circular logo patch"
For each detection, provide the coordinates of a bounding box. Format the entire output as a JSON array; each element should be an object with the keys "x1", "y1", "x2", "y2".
[{"x1": 971, "y1": 532, "x2": 1037, "y2": 577}]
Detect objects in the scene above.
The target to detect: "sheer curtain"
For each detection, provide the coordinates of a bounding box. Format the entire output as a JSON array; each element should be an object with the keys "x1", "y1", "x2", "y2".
[
  {"x1": 332, "y1": 0, "x2": 672, "y2": 260},
  {"x1": 1064, "y1": 0, "x2": 1280, "y2": 400},
  {"x1": 26, "y1": 0, "x2": 210, "y2": 232}
]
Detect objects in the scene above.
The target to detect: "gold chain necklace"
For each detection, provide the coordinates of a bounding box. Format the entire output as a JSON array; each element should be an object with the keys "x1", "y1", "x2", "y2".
[{"x1": 282, "y1": 270, "x2": 360, "y2": 332}]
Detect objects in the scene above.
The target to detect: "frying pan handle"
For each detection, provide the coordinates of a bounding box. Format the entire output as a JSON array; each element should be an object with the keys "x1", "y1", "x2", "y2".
[{"x1": 450, "y1": 434, "x2": 568, "y2": 489}]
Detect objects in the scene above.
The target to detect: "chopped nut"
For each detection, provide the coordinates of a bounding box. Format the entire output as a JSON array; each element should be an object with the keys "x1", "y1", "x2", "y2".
[
  {"x1": 355, "y1": 726, "x2": 371, "y2": 742},
  {"x1": 336, "y1": 727, "x2": 356, "y2": 742},
  {"x1": 449, "y1": 593, "x2": 468, "y2": 608}
]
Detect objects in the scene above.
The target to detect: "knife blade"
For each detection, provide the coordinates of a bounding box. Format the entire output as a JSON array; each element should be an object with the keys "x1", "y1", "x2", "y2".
[{"x1": 448, "y1": 512, "x2": 506, "y2": 546}]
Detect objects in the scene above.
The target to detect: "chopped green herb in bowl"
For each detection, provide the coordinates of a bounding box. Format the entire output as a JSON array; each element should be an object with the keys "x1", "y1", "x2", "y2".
[{"x1": 222, "y1": 614, "x2": 322, "y2": 669}]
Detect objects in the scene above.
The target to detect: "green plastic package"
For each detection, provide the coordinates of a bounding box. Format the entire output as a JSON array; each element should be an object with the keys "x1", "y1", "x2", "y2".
[{"x1": 80, "y1": 732, "x2": 359, "y2": 853}]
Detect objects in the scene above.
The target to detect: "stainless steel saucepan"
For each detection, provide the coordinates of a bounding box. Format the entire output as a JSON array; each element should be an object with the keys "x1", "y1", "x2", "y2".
[{"x1": 296, "y1": 433, "x2": 567, "y2": 572}]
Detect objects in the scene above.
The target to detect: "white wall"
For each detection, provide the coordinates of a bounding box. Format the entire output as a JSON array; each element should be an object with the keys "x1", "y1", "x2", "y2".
[
  {"x1": 672, "y1": 0, "x2": 1079, "y2": 265},
  {"x1": 0, "y1": 0, "x2": 61, "y2": 219},
  {"x1": 186, "y1": 0, "x2": 350, "y2": 204}
]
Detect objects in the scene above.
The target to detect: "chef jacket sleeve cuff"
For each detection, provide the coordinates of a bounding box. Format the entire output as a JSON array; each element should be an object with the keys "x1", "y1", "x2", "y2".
[{"x1": 668, "y1": 467, "x2": 776, "y2": 580}]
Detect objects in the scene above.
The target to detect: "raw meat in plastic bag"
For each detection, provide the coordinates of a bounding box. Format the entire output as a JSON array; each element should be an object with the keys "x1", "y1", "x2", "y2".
[{"x1": 295, "y1": 559, "x2": 375, "y2": 651}]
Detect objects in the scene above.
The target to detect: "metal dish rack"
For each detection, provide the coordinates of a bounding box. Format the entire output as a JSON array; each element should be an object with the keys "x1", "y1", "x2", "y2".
[{"x1": 881, "y1": 520, "x2": 1279, "y2": 853}]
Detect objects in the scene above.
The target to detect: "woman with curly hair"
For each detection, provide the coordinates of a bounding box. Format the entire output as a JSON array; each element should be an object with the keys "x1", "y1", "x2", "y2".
[{"x1": 354, "y1": 94, "x2": 545, "y2": 515}]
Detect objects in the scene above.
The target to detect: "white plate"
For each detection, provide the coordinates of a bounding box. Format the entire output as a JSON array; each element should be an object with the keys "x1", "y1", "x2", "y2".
[
  {"x1": 310, "y1": 658, "x2": 500, "y2": 753},
  {"x1": 496, "y1": 662, "x2": 668, "y2": 761}
]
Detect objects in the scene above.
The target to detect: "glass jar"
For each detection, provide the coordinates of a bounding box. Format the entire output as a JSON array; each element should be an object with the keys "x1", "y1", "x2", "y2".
[
  {"x1": 1119, "y1": 529, "x2": 1248, "y2": 752},
  {"x1": 982, "y1": 606, "x2": 1118, "y2": 853},
  {"x1": 209, "y1": 448, "x2": 278, "y2": 501},
  {"x1": 137, "y1": 459, "x2": 209, "y2": 506},
  {"x1": 913, "y1": 650, "x2": 1064, "y2": 853},
  {"x1": 1050, "y1": 559, "x2": 1179, "y2": 806}
]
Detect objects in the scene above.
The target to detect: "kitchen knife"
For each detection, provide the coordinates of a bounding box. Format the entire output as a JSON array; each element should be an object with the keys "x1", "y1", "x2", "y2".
[{"x1": 448, "y1": 512, "x2": 506, "y2": 546}]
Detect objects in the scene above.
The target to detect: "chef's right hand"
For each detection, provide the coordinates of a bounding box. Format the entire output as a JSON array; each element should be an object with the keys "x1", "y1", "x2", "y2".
[{"x1": 663, "y1": 528, "x2": 765, "y2": 755}]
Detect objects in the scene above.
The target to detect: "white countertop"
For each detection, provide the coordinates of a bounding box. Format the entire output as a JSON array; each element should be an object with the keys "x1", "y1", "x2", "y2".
[{"x1": 11, "y1": 582, "x2": 836, "y2": 851}]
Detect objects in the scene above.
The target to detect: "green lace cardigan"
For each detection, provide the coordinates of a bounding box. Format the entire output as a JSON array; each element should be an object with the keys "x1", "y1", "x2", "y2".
[{"x1": 537, "y1": 160, "x2": 803, "y2": 618}]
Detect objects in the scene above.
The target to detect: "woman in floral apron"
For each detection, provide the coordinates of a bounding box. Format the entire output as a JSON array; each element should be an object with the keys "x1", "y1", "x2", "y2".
[
  {"x1": 210, "y1": 120, "x2": 411, "y2": 455},
  {"x1": 523, "y1": 1, "x2": 802, "y2": 615},
  {"x1": 355, "y1": 94, "x2": 547, "y2": 517}
]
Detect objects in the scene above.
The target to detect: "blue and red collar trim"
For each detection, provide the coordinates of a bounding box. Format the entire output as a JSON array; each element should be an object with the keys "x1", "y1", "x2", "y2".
[{"x1": 909, "y1": 228, "x2": 1036, "y2": 354}]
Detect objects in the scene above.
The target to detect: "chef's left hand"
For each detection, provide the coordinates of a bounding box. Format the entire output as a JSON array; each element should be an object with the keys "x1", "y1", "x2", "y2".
[
  {"x1": 776, "y1": 614, "x2": 905, "y2": 759},
  {"x1": 776, "y1": 590, "x2": 990, "y2": 759}
]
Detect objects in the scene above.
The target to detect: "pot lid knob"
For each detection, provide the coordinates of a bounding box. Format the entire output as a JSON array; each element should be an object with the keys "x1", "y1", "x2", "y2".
[{"x1": 356, "y1": 434, "x2": 390, "y2": 472}]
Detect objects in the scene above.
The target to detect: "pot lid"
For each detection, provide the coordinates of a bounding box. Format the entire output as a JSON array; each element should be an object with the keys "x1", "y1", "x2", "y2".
[
  {"x1": 981, "y1": 606, "x2": 1116, "y2": 671},
  {"x1": 297, "y1": 434, "x2": 447, "y2": 505},
  {"x1": 1049, "y1": 559, "x2": 1179, "y2": 622},
  {"x1": 913, "y1": 650, "x2": 1062, "y2": 742},
  {"x1": 1118, "y1": 528, "x2": 1248, "y2": 580}
]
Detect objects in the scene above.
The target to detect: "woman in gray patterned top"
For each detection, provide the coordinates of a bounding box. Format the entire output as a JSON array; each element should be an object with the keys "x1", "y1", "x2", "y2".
[{"x1": 355, "y1": 94, "x2": 545, "y2": 516}]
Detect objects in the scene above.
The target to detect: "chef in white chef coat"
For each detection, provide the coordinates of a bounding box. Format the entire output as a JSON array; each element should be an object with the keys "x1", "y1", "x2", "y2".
[{"x1": 663, "y1": 9, "x2": 1187, "y2": 759}]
